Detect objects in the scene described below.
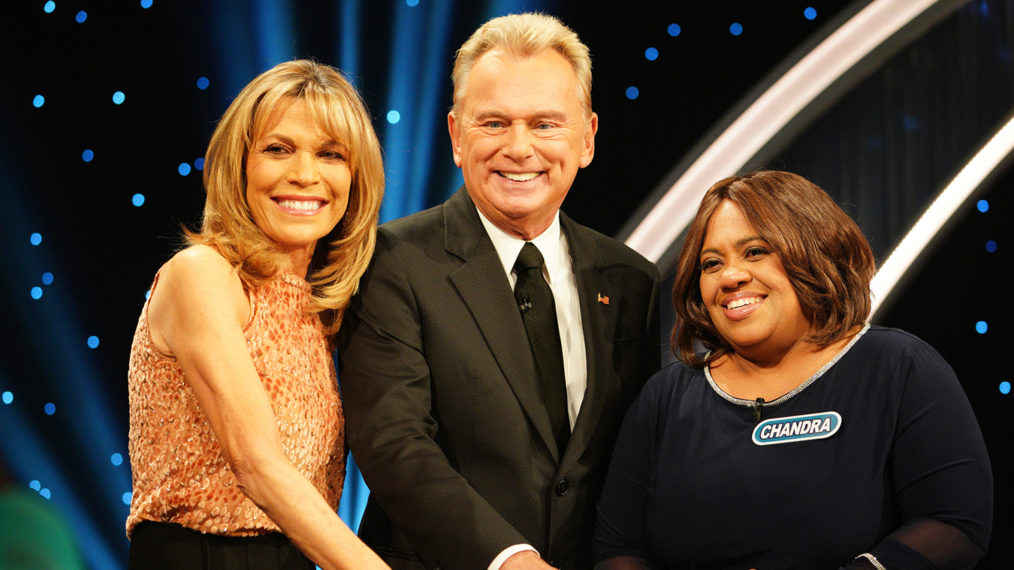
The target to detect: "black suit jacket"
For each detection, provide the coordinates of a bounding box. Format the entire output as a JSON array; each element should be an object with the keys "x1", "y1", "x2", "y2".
[{"x1": 339, "y1": 188, "x2": 660, "y2": 570}]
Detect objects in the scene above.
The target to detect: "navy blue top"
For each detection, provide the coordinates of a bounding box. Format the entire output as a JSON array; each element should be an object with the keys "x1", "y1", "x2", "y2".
[{"x1": 594, "y1": 326, "x2": 992, "y2": 569}]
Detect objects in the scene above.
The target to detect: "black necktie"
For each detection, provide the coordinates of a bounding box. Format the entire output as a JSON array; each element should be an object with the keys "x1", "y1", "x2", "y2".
[{"x1": 513, "y1": 242, "x2": 570, "y2": 455}]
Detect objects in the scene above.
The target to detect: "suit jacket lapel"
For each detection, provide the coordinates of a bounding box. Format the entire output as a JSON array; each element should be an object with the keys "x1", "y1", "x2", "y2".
[
  {"x1": 444, "y1": 188, "x2": 560, "y2": 460},
  {"x1": 560, "y1": 214, "x2": 621, "y2": 469}
]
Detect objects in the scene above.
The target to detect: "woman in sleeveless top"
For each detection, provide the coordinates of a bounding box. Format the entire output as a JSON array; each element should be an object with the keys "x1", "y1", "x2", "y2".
[{"x1": 126, "y1": 59, "x2": 388, "y2": 570}]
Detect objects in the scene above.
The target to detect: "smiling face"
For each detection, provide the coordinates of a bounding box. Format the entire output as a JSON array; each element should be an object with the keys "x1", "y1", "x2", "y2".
[
  {"x1": 447, "y1": 48, "x2": 597, "y2": 240},
  {"x1": 698, "y1": 201, "x2": 812, "y2": 362},
  {"x1": 245, "y1": 97, "x2": 351, "y2": 271}
]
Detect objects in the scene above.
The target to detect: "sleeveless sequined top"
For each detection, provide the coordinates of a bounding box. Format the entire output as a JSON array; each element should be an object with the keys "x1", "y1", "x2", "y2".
[{"x1": 125, "y1": 271, "x2": 344, "y2": 537}]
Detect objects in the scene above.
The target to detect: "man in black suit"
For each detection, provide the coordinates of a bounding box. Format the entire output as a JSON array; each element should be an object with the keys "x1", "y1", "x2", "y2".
[{"x1": 339, "y1": 13, "x2": 660, "y2": 570}]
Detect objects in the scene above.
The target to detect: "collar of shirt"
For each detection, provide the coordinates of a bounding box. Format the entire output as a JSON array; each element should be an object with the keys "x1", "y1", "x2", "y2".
[{"x1": 475, "y1": 207, "x2": 566, "y2": 287}]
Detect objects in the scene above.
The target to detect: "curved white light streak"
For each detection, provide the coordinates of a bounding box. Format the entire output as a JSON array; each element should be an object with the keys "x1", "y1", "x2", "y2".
[
  {"x1": 625, "y1": 0, "x2": 940, "y2": 263},
  {"x1": 871, "y1": 113, "x2": 1014, "y2": 317}
]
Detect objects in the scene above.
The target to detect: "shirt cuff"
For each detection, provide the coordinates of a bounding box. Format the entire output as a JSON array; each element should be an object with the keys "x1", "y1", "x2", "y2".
[{"x1": 488, "y1": 544, "x2": 540, "y2": 570}]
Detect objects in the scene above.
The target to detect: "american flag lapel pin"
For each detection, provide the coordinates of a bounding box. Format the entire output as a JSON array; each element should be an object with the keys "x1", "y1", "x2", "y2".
[{"x1": 597, "y1": 292, "x2": 610, "y2": 305}]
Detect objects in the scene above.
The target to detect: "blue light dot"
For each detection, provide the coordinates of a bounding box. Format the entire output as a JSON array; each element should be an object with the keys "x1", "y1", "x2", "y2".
[
  {"x1": 804, "y1": 7, "x2": 817, "y2": 20},
  {"x1": 178, "y1": 162, "x2": 192, "y2": 176},
  {"x1": 30, "y1": 232, "x2": 43, "y2": 245},
  {"x1": 1000, "y1": 381, "x2": 1011, "y2": 395},
  {"x1": 82, "y1": 149, "x2": 95, "y2": 162},
  {"x1": 33, "y1": 94, "x2": 45, "y2": 108},
  {"x1": 667, "y1": 23, "x2": 681, "y2": 37},
  {"x1": 976, "y1": 199, "x2": 989, "y2": 213},
  {"x1": 406, "y1": 0, "x2": 419, "y2": 5},
  {"x1": 87, "y1": 335, "x2": 100, "y2": 349},
  {"x1": 729, "y1": 22, "x2": 744, "y2": 36},
  {"x1": 625, "y1": 86, "x2": 640, "y2": 100},
  {"x1": 386, "y1": 110, "x2": 401, "y2": 124},
  {"x1": 112, "y1": 91, "x2": 126, "y2": 105},
  {"x1": 975, "y1": 321, "x2": 988, "y2": 334},
  {"x1": 75, "y1": 10, "x2": 87, "y2": 23},
  {"x1": 31, "y1": 287, "x2": 43, "y2": 300},
  {"x1": 132, "y1": 193, "x2": 146, "y2": 207},
  {"x1": 194, "y1": 157, "x2": 205, "y2": 171},
  {"x1": 110, "y1": 453, "x2": 124, "y2": 466},
  {"x1": 1, "y1": 391, "x2": 12, "y2": 405},
  {"x1": 40, "y1": 488, "x2": 52, "y2": 499},
  {"x1": 42, "y1": 272, "x2": 54, "y2": 285},
  {"x1": 196, "y1": 76, "x2": 210, "y2": 90},
  {"x1": 122, "y1": 491, "x2": 133, "y2": 505},
  {"x1": 645, "y1": 47, "x2": 659, "y2": 61},
  {"x1": 145, "y1": 289, "x2": 151, "y2": 300},
  {"x1": 29, "y1": 480, "x2": 41, "y2": 491},
  {"x1": 44, "y1": 1, "x2": 56, "y2": 13},
  {"x1": 985, "y1": 240, "x2": 997, "y2": 253},
  {"x1": 903, "y1": 115, "x2": 918, "y2": 131},
  {"x1": 140, "y1": 0, "x2": 153, "y2": 8},
  {"x1": 44, "y1": 402, "x2": 56, "y2": 416}
]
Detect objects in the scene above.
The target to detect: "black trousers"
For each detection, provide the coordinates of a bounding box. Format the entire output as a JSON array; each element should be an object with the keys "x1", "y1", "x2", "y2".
[{"x1": 129, "y1": 522, "x2": 314, "y2": 570}]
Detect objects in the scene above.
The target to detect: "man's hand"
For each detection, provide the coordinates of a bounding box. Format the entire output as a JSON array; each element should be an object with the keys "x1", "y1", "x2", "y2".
[{"x1": 501, "y1": 550, "x2": 557, "y2": 569}]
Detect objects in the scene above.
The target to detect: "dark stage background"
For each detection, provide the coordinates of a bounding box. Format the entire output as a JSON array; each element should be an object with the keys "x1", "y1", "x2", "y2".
[{"x1": 2, "y1": 1, "x2": 1010, "y2": 568}]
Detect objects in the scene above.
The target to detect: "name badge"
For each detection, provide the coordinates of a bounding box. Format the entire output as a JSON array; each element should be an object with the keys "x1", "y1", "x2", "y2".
[{"x1": 752, "y1": 411, "x2": 841, "y2": 446}]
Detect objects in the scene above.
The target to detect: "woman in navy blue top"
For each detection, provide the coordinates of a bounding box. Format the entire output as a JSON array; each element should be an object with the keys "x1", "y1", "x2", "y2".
[{"x1": 593, "y1": 171, "x2": 992, "y2": 569}]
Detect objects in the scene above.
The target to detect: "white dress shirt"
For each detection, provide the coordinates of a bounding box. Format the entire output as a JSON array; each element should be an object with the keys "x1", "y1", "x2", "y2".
[{"x1": 475, "y1": 207, "x2": 588, "y2": 570}]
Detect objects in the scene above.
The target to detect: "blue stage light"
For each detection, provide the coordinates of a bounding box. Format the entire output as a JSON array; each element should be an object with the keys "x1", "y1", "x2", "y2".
[
  {"x1": 804, "y1": 7, "x2": 817, "y2": 20},
  {"x1": 31, "y1": 287, "x2": 43, "y2": 300},
  {"x1": 132, "y1": 193, "x2": 146, "y2": 207},
  {"x1": 645, "y1": 47, "x2": 659, "y2": 61},
  {"x1": 197, "y1": 76, "x2": 210, "y2": 90},
  {"x1": 975, "y1": 321, "x2": 988, "y2": 334},
  {"x1": 985, "y1": 240, "x2": 997, "y2": 253},
  {"x1": 145, "y1": 289, "x2": 151, "y2": 300},
  {"x1": 30, "y1": 232, "x2": 43, "y2": 245},
  {"x1": 40, "y1": 488, "x2": 52, "y2": 499},
  {"x1": 33, "y1": 94, "x2": 45, "y2": 108},
  {"x1": 626, "y1": 86, "x2": 640, "y2": 100},
  {"x1": 1001, "y1": 381, "x2": 1011, "y2": 395},
  {"x1": 42, "y1": 272, "x2": 54, "y2": 285},
  {"x1": 194, "y1": 158, "x2": 205, "y2": 170},
  {"x1": 110, "y1": 453, "x2": 123, "y2": 466},
  {"x1": 76, "y1": 10, "x2": 87, "y2": 23},
  {"x1": 44, "y1": 403, "x2": 56, "y2": 416},
  {"x1": 122, "y1": 492, "x2": 133, "y2": 505},
  {"x1": 730, "y1": 22, "x2": 743, "y2": 36},
  {"x1": 29, "y1": 480, "x2": 41, "y2": 491},
  {"x1": 82, "y1": 149, "x2": 94, "y2": 162},
  {"x1": 977, "y1": 199, "x2": 989, "y2": 212},
  {"x1": 387, "y1": 110, "x2": 401, "y2": 124},
  {"x1": 178, "y1": 162, "x2": 192, "y2": 176},
  {"x1": 112, "y1": 91, "x2": 126, "y2": 105},
  {"x1": 668, "y1": 23, "x2": 681, "y2": 37},
  {"x1": 903, "y1": 115, "x2": 918, "y2": 131},
  {"x1": 406, "y1": 0, "x2": 419, "y2": 5},
  {"x1": 141, "y1": 0, "x2": 153, "y2": 8},
  {"x1": 2, "y1": 391, "x2": 12, "y2": 405},
  {"x1": 87, "y1": 336, "x2": 100, "y2": 349},
  {"x1": 43, "y1": 1, "x2": 55, "y2": 13}
]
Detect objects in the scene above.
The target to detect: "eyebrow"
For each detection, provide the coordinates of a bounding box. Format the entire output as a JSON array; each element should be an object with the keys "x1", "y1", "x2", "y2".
[
  {"x1": 700, "y1": 235, "x2": 766, "y2": 257},
  {"x1": 471, "y1": 109, "x2": 570, "y2": 122}
]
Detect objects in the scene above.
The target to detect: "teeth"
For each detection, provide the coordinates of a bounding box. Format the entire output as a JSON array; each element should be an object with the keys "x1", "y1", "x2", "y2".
[
  {"x1": 277, "y1": 199, "x2": 322, "y2": 211},
  {"x1": 500, "y1": 171, "x2": 539, "y2": 182},
  {"x1": 727, "y1": 297, "x2": 761, "y2": 310}
]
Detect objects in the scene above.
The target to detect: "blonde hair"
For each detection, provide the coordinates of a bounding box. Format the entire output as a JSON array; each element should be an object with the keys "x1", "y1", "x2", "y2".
[
  {"x1": 451, "y1": 13, "x2": 592, "y2": 117},
  {"x1": 189, "y1": 59, "x2": 384, "y2": 334}
]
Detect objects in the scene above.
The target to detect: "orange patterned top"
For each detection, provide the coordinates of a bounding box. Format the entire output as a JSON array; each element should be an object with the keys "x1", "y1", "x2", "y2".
[{"x1": 125, "y1": 271, "x2": 344, "y2": 537}]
